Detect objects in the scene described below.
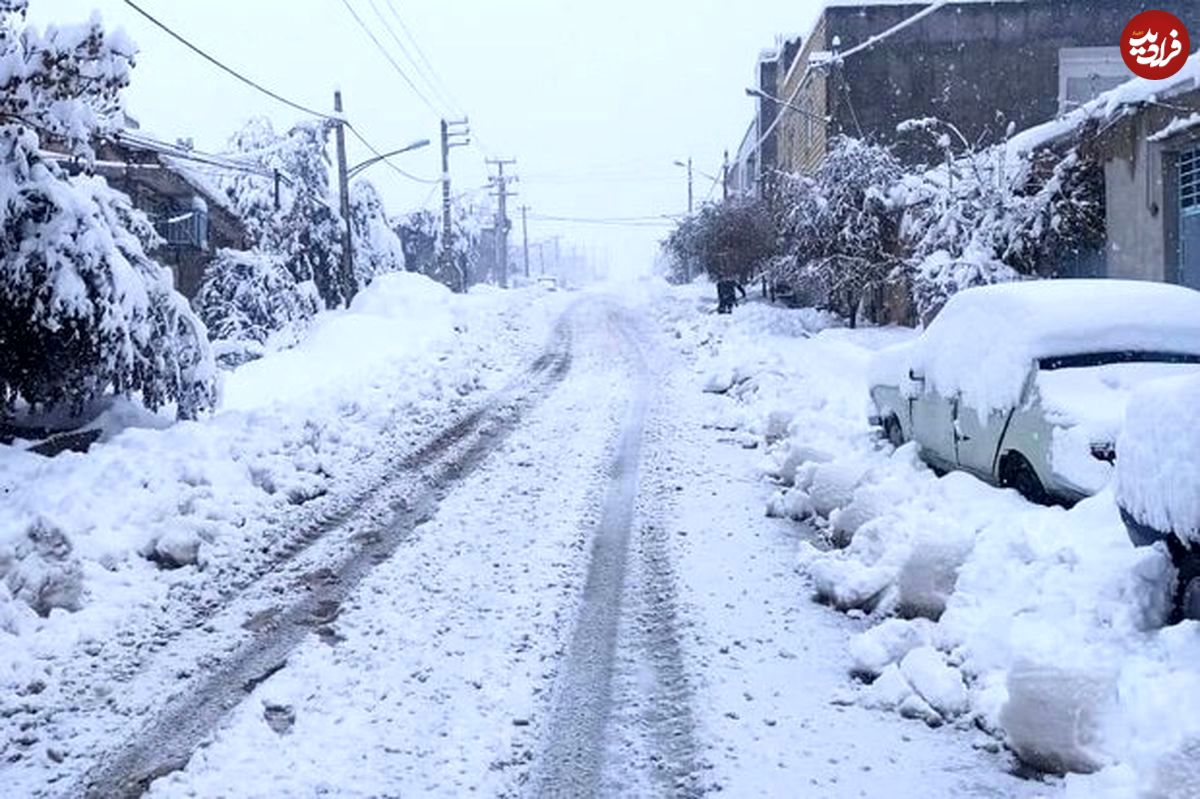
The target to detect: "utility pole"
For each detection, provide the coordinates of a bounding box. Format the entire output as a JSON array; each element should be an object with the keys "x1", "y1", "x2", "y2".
[
  {"x1": 687, "y1": 156, "x2": 694, "y2": 215},
  {"x1": 334, "y1": 90, "x2": 354, "y2": 304},
  {"x1": 520, "y1": 205, "x2": 530, "y2": 279},
  {"x1": 722, "y1": 149, "x2": 730, "y2": 202},
  {"x1": 486, "y1": 158, "x2": 518, "y2": 288},
  {"x1": 440, "y1": 118, "x2": 470, "y2": 291}
]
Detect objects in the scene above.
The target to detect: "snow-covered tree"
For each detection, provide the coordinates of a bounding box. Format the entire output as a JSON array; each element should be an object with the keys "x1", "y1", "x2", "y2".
[
  {"x1": 220, "y1": 117, "x2": 345, "y2": 309},
  {"x1": 194, "y1": 249, "x2": 321, "y2": 364},
  {"x1": 771, "y1": 137, "x2": 903, "y2": 325},
  {"x1": 0, "y1": 1, "x2": 216, "y2": 421},
  {"x1": 662, "y1": 197, "x2": 776, "y2": 284},
  {"x1": 395, "y1": 209, "x2": 438, "y2": 276},
  {"x1": 349, "y1": 179, "x2": 405, "y2": 290},
  {"x1": 898, "y1": 117, "x2": 1105, "y2": 320}
]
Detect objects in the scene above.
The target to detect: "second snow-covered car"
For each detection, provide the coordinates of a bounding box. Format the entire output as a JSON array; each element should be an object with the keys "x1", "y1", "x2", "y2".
[
  {"x1": 868, "y1": 280, "x2": 1200, "y2": 504},
  {"x1": 1116, "y1": 373, "x2": 1200, "y2": 621}
]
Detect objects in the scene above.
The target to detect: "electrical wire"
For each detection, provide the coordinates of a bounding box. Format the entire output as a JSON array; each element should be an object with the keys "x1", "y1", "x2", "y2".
[
  {"x1": 528, "y1": 213, "x2": 678, "y2": 227},
  {"x1": 122, "y1": 0, "x2": 337, "y2": 123},
  {"x1": 753, "y1": 0, "x2": 949, "y2": 152},
  {"x1": 338, "y1": 0, "x2": 441, "y2": 118},
  {"x1": 366, "y1": 0, "x2": 457, "y2": 118},
  {"x1": 383, "y1": 0, "x2": 465, "y2": 117},
  {"x1": 121, "y1": 0, "x2": 439, "y2": 185}
]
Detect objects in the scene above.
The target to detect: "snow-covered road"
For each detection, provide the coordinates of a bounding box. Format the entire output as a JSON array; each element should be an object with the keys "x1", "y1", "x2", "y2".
[{"x1": 11, "y1": 286, "x2": 1049, "y2": 798}]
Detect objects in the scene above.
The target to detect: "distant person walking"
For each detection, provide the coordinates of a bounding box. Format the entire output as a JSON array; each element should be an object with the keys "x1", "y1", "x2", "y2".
[{"x1": 716, "y1": 278, "x2": 746, "y2": 314}]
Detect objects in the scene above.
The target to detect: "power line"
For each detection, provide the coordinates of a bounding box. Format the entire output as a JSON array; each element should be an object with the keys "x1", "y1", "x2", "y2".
[
  {"x1": 383, "y1": 0, "x2": 465, "y2": 117},
  {"x1": 121, "y1": 0, "x2": 437, "y2": 185},
  {"x1": 366, "y1": 0, "x2": 457, "y2": 117},
  {"x1": 122, "y1": 0, "x2": 336, "y2": 123},
  {"x1": 528, "y1": 213, "x2": 678, "y2": 227},
  {"x1": 339, "y1": 0, "x2": 441, "y2": 118},
  {"x1": 753, "y1": 0, "x2": 949, "y2": 152}
]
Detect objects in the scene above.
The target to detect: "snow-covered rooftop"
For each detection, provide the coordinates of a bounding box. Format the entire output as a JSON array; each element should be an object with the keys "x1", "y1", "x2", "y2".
[{"x1": 1006, "y1": 51, "x2": 1200, "y2": 155}]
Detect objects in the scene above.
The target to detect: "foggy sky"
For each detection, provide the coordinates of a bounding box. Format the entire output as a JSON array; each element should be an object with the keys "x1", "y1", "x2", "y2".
[{"x1": 27, "y1": 0, "x2": 826, "y2": 279}]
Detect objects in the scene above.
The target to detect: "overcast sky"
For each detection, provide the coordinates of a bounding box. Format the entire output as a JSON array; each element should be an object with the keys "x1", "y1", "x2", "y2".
[{"x1": 29, "y1": 0, "x2": 826, "y2": 278}]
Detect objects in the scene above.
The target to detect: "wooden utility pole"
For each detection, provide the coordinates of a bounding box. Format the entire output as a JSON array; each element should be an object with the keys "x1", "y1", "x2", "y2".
[
  {"x1": 686, "y1": 156, "x2": 694, "y2": 215},
  {"x1": 334, "y1": 90, "x2": 354, "y2": 304},
  {"x1": 486, "y1": 158, "x2": 517, "y2": 288},
  {"x1": 722, "y1": 149, "x2": 730, "y2": 202},
  {"x1": 440, "y1": 118, "x2": 470, "y2": 291},
  {"x1": 520, "y1": 205, "x2": 530, "y2": 279}
]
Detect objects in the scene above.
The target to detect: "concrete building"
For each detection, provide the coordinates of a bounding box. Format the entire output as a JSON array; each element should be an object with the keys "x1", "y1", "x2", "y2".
[
  {"x1": 768, "y1": 0, "x2": 1153, "y2": 175},
  {"x1": 1090, "y1": 86, "x2": 1200, "y2": 289},
  {"x1": 728, "y1": 37, "x2": 801, "y2": 199}
]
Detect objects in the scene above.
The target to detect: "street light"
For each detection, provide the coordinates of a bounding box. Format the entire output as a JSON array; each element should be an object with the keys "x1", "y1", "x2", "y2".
[
  {"x1": 347, "y1": 138, "x2": 431, "y2": 179},
  {"x1": 745, "y1": 87, "x2": 831, "y2": 124}
]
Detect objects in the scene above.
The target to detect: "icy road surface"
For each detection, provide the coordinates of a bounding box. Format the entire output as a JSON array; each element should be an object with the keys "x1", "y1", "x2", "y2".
[{"x1": 41, "y1": 293, "x2": 1036, "y2": 797}]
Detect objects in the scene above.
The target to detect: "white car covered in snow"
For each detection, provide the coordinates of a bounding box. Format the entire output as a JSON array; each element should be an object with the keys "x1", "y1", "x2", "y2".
[
  {"x1": 1117, "y1": 374, "x2": 1200, "y2": 619},
  {"x1": 868, "y1": 280, "x2": 1200, "y2": 504}
]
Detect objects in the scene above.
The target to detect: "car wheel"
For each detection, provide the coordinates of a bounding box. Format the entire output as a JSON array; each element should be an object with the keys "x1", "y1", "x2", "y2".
[
  {"x1": 882, "y1": 415, "x2": 905, "y2": 448},
  {"x1": 1178, "y1": 579, "x2": 1200, "y2": 623},
  {"x1": 1001, "y1": 452, "x2": 1051, "y2": 506}
]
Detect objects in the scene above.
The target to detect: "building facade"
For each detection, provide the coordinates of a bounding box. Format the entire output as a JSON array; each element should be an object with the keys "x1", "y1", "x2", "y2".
[
  {"x1": 772, "y1": 0, "x2": 1155, "y2": 175},
  {"x1": 1091, "y1": 86, "x2": 1200, "y2": 290}
]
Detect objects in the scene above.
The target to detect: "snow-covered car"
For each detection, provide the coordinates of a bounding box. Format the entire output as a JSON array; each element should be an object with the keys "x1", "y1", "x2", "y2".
[
  {"x1": 1117, "y1": 374, "x2": 1200, "y2": 619},
  {"x1": 537, "y1": 276, "x2": 559, "y2": 291},
  {"x1": 868, "y1": 280, "x2": 1200, "y2": 504}
]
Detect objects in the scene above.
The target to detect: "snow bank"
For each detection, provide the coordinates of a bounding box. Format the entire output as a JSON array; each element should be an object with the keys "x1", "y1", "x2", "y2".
[
  {"x1": 873, "y1": 280, "x2": 1200, "y2": 415},
  {"x1": 673, "y1": 283, "x2": 1200, "y2": 795},
  {"x1": 0, "y1": 275, "x2": 558, "y2": 690},
  {"x1": 1117, "y1": 374, "x2": 1200, "y2": 544},
  {"x1": 223, "y1": 272, "x2": 461, "y2": 411}
]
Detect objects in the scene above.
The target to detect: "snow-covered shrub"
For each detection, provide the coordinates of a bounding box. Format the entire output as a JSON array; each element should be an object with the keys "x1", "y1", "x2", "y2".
[
  {"x1": 392, "y1": 203, "x2": 479, "y2": 292},
  {"x1": 898, "y1": 117, "x2": 1104, "y2": 321},
  {"x1": 349, "y1": 179, "x2": 405, "y2": 288},
  {"x1": 771, "y1": 137, "x2": 903, "y2": 325},
  {"x1": 0, "y1": 2, "x2": 216, "y2": 421},
  {"x1": 194, "y1": 249, "x2": 321, "y2": 363},
  {"x1": 395, "y1": 208, "x2": 438, "y2": 275}
]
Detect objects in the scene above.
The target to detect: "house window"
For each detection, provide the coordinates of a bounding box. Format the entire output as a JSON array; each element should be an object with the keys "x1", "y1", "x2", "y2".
[
  {"x1": 1180, "y1": 147, "x2": 1200, "y2": 290},
  {"x1": 155, "y1": 197, "x2": 210, "y2": 250},
  {"x1": 1058, "y1": 48, "x2": 1127, "y2": 113},
  {"x1": 1182, "y1": 148, "x2": 1200, "y2": 214}
]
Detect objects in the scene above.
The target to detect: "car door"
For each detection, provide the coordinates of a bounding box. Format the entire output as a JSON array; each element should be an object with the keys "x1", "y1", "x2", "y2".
[
  {"x1": 953, "y1": 400, "x2": 1012, "y2": 480},
  {"x1": 907, "y1": 372, "x2": 958, "y2": 470},
  {"x1": 954, "y1": 364, "x2": 1034, "y2": 481}
]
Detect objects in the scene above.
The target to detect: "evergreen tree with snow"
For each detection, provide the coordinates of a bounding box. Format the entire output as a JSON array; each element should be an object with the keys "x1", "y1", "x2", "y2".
[
  {"x1": 0, "y1": 0, "x2": 216, "y2": 421},
  {"x1": 219, "y1": 117, "x2": 345, "y2": 309},
  {"x1": 194, "y1": 250, "x2": 321, "y2": 365},
  {"x1": 349, "y1": 179, "x2": 405, "y2": 291},
  {"x1": 396, "y1": 209, "x2": 439, "y2": 276}
]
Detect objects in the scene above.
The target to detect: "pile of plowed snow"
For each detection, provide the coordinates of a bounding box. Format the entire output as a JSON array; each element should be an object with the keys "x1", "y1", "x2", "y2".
[{"x1": 667, "y1": 283, "x2": 1200, "y2": 798}]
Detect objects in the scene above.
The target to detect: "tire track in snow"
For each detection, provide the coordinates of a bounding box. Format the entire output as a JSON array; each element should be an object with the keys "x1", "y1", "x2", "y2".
[
  {"x1": 78, "y1": 313, "x2": 577, "y2": 799},
  {"x1": 533, "y1": 307, "x2": 705, "y2": 798}
]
